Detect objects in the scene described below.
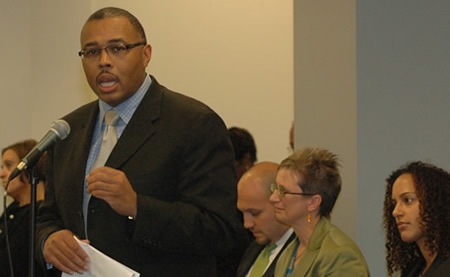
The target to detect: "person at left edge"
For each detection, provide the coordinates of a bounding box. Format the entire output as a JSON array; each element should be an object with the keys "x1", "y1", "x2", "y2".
[
  {"x1": 35, "y1": 7, "x2": 243, "y2": 277},
  {"x1": 1, "y1": 139, "x2": 46, "y2": 277}
]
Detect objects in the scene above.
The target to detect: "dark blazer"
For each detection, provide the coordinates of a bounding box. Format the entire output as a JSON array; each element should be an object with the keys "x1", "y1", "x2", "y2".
[
  {"x1": 1, "y1": 201, "x2": 45, "y2": 277},
  {"x1": 236, "y1": 232, "x2": 296, "y2": 277},
  {"x1": 36, "y1": 76, "x2": 244, "y2": 277}
]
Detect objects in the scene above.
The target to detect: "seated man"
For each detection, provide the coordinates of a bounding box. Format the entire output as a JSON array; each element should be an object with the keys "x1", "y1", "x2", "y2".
[{"x1": 236, "y1": 162, "x2": 295, "y2": 277}]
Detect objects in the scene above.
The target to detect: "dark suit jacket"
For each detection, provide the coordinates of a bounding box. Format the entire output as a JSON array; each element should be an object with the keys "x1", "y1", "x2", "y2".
[
  {"x1": 36, "y1": 76, "x2": 244, "y2": 277},
  {"x1": 236, "y1": 232, "x2": 296, "y2": 277}
]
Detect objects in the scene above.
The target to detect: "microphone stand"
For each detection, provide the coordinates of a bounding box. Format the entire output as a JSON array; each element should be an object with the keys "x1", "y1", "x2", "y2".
[{"x1": 28, "y1": 166, "x2": 39, "y2": 277}]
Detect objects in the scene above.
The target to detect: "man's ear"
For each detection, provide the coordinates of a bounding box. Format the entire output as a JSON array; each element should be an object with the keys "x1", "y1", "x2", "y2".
[{"x1": 143, "y1": 44, "x2": 152, "y2": 68}]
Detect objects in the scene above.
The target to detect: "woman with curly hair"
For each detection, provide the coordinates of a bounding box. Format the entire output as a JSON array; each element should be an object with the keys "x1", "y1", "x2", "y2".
[{"x1": 384, "y1": 161, "x2": 450, "y2": 276}]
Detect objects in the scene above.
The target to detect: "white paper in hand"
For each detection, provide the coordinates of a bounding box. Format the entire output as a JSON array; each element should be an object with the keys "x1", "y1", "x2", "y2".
[{"x1": 61, "y1": 236, "x2": 140, "y2": 277}]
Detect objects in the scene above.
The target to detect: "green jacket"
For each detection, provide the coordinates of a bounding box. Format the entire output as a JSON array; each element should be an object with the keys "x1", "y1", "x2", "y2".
[{"x1": 275, "y1": 217, "x2": 370, "y2": 276}]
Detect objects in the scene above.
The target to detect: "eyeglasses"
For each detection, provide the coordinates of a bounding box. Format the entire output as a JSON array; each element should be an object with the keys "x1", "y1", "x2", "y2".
[
  {"x1": 270, "y1": 183, "x2": 316, "y2": 199},
  {"x1": 78, "y1": 41, "x2": 146, "y2": 60}
]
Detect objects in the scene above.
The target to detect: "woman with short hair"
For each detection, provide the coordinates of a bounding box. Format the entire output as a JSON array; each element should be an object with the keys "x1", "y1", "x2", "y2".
[{"x1": 271, "y1": 146, "x2": 369, "y2": 276}]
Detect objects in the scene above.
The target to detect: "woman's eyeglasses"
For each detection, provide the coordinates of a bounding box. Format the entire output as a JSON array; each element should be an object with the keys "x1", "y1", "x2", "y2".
[{"x1": 270, "y1": 183, "x2": 316, "y2": 199}]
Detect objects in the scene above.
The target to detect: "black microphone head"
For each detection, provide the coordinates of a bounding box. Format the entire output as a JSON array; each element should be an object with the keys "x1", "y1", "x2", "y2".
[
  {"x1": 51, "y1": 119, "x2": 70, "y2": 140},
  {"x1": 7, "y1": 119, "x2": 71, "y2": 183}
]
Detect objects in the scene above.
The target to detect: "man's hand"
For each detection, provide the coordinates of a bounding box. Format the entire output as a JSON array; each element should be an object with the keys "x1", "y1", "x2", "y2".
[
  {"x1": 43, "y1": 230, "x2": 90, "y2": 274},
  {"x1": 87, "y1": 166, "x2": 137, "y2": 217}
]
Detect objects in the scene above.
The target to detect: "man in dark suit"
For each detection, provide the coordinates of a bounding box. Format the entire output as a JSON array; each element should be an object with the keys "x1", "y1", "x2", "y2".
[
  {"x1": 36, "y1": 7, "x2": 244, "y2": 277},
  {"x1": 236, "y1": 162, "x2": 295, "y2": 277}
]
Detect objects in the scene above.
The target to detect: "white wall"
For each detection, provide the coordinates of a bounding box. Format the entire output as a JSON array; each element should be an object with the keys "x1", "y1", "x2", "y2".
[
  {"x1": 0, "y1": 1, "x2": 32, "y2": 147},
  {"x1": 0, "y1": 0, "x2": 33, "y2": 210},
  {"x1": 0, "y1": 1, "x2": 293, "y2": 210}
]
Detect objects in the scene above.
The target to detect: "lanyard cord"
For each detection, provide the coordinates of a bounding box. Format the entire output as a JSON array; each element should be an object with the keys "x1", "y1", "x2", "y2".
[{"x1": 285, "y1": 239, "x2": 300, "y2": 277}]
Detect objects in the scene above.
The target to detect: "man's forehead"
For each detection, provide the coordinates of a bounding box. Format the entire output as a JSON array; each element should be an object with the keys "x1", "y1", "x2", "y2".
[
  {"x1": 241, "y1": 206, "x2": 264, "y2": 214},
  {"x1": 80, "y1": 17, "x2": 135, "y2": 44},
  {"x1": 82, "y1": 38, "x2": 126, "y2": 48},
  {"x1": 238, "y1": 195, "x2": 270, "y2": 210}
]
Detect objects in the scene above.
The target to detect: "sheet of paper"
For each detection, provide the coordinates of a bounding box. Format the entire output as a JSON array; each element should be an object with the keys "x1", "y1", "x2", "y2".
[{"x1": 61, "y1": 236, "x2": 140, "y2": 277}]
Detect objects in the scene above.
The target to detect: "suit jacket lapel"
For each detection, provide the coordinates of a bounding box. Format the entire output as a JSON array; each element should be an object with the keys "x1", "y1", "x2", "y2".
[
  {"x1": 264, "y1": 232, "x2": 297, "y2": 277},
  {"x1": 70, "y1": 102, "x2": 99, "y2": 212},
  {"x1": 107, "y1": 79, "x2": 161, "y2": 169},
  {"x1": 278, "y1": 232, "x2": 296, "y2": 257},
  {"x1": 295, "y1": 218, "x2": 329, "y2": 276},
  {"x1": 237, "y1": 242, "x2": 265, "y2": 277},
  {"x1": 295, "y1": 247, "x2": 320, "y2": 276}
]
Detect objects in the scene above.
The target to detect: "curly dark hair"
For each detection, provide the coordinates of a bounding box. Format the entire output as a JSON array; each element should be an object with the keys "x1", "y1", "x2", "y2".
[{"x1": 383, "y1": 161, "x2": 450, "y2": 275}]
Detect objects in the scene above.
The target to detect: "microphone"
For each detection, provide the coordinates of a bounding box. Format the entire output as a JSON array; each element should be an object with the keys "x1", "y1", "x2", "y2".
[{"x1": 8, "y1": 119, "x2": 70, "y2": 182}]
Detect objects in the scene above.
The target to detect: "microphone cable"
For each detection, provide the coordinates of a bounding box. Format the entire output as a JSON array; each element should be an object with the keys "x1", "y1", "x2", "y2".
[{"x1": 2, "y1": 178, "x2": 15, "y2": 277}]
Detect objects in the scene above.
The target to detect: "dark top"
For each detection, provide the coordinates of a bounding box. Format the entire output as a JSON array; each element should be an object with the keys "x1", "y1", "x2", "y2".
[
  {"x1": 0, "y1": 201, "x2": 44, "y2": 277},
  {"x1": 402, "y1": 254, "x2": 450, "y2": 277}
]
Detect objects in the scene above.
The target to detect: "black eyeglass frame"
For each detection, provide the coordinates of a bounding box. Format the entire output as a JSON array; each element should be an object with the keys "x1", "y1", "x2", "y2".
[
  {"x1": 78, "y1": 41, "x2": 147, "y2": 58},
  {"x1": 270, "y1": 183, "x2": 316, "y2": 198}
]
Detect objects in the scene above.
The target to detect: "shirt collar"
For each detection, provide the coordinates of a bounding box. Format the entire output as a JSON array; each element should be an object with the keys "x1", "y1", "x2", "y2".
[
  {"x1": 273, "y1": 228, "x2": 294, "y2": 248},
  {"x1": 97, "y1": 74, "x2": 152, "y2": 124}
]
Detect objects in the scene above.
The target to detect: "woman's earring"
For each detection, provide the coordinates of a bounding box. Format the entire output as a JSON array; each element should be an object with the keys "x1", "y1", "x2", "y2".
[{"x1": 307, "y1": 212, "x2": 311, "y2": 223}]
